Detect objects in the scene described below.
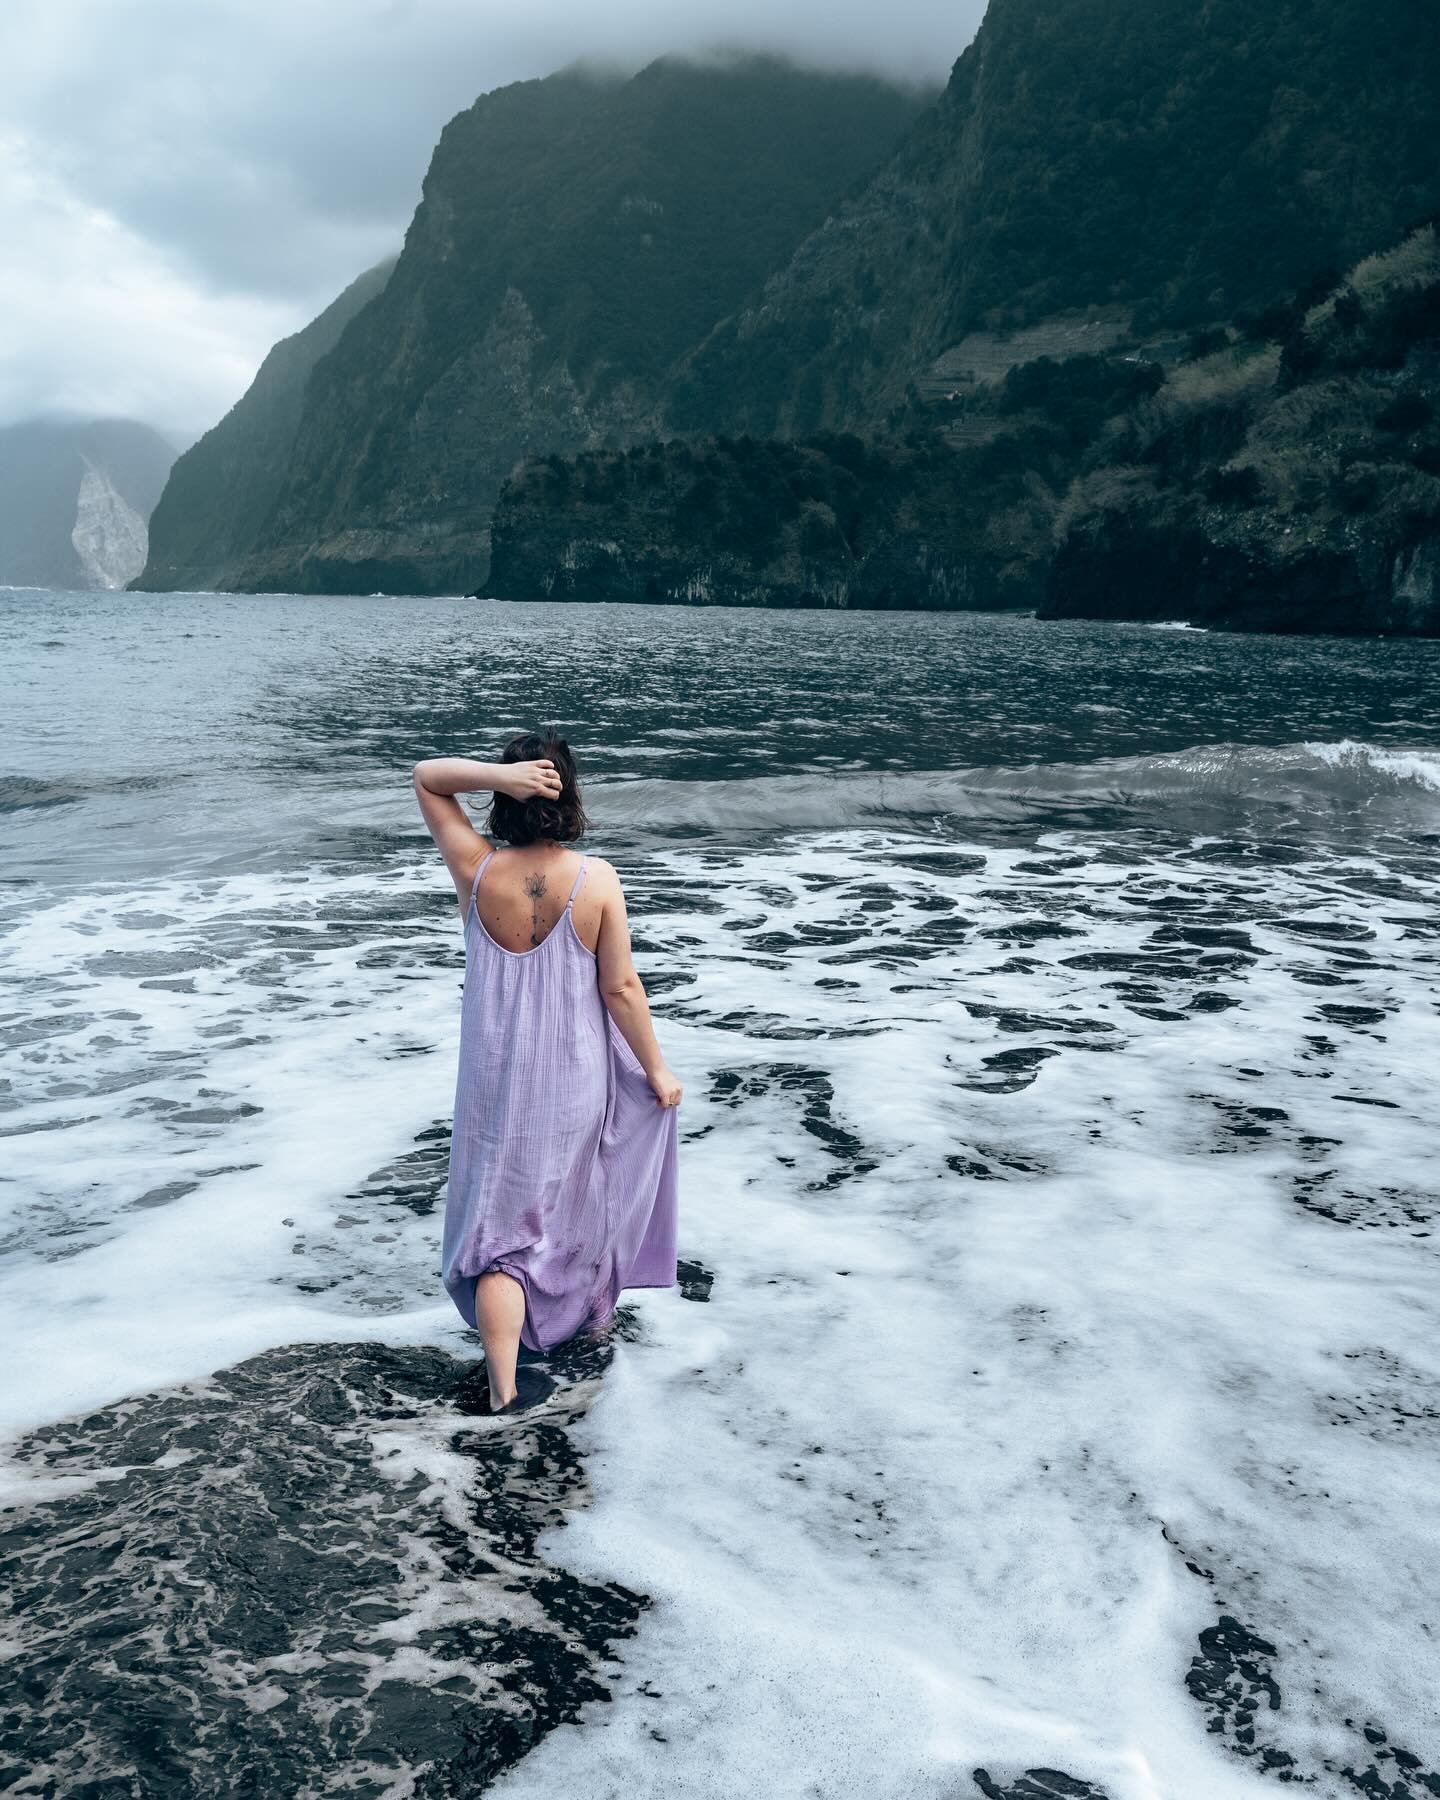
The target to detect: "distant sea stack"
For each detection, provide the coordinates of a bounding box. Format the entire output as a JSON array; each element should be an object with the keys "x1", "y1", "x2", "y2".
[
  {"x1": 0, "y1": 419, "x2": 174, "y2": 591},
  {"x1": 137, "y1": 56, "x2": 928, "y2": 597}
]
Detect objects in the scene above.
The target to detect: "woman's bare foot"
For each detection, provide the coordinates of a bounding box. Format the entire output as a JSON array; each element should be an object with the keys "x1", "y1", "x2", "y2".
[
  {"x1": 491, "y1": 1368, "x2": 557, "y2": 1416},
  {"x1": 474, "y1": 1270, "x2": 525, "y2": 1410}
]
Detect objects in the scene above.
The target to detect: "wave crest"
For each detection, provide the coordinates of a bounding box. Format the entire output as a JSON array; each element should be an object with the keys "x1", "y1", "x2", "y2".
[{"x1": 589, "y1": 740, "x2": 1440, "y2": 835}]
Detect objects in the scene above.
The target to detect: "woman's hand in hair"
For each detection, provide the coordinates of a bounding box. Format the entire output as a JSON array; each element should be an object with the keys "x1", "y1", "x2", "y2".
[{"x1": 499, "y1": 758, "x2": 563, "y2": 801}]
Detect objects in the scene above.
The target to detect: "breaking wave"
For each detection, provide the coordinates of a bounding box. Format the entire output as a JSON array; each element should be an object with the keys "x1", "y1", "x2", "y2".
[{"x1": 588, "y1": 740, "x2": 1440, "y2": 836}]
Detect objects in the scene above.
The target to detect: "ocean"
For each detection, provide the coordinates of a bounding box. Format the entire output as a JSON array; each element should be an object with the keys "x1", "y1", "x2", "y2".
[{"x1": 3, "y1": 587, "x2": 1439, "y2": 1798}]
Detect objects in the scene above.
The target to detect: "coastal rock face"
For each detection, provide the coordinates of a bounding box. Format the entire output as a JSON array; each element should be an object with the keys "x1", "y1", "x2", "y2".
[
  {"x1": 144, "y1": 57, "x2": 925, "y2": 596},
  {"x1": 495, "y1": 226, "x2": 1440, "y2": 633},
  {"x1": 1043, "y1": 510, "x2": 1440, "y2": 636},
  {"x1": 0, "y1": 419, "x2": 174, "y2": 591},
  {"x1": 677, "y1": 0, "x2": 1440, "y2": 439},
  {"x1": 135, "y1": 260, "x2": 394, "y2": 593},
  {"x1": 1042, "y1": 229, "x2": 1440, "y2": 634},
  {"x1": 489, "y1": 333, "x2": 1162, "y2": 613},
  {"x1": 488, "y1": 435, "x2": 1042, "y2": 611}
]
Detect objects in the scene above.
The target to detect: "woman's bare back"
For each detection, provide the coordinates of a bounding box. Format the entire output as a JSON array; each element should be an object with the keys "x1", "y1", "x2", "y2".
[{"x1": 471, "y1": 845, "x2": 605, "y2": 953}]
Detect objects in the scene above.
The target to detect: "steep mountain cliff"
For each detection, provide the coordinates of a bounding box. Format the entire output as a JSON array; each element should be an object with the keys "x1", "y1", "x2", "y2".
[
  {"x1": 140, "y1": 0, "x2": 1439, "y2": 615},
  {"x1": 136, "y1": 260, "x2": 394, "y2": 592},
  {"x1": 144, "y1": 56, "x2": 925, "y2": 596},
  {"x1": 673, "y1": 0, "x2": 1440, "y2": 439},
  {"x1": 492, "y1": 225, "x2": 1440, "y2": 634},
  {"x1": 0, "y1": 419, "x2": 175, "y2": 591}
]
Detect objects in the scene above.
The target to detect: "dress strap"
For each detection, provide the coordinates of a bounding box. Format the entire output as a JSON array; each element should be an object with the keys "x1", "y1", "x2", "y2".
[
  {"x1": 564, "y1": 855, "x2": 588, "y2": 910},
  {"x1": 467, "y1": 850, "x2": 496, "y2": 919}
]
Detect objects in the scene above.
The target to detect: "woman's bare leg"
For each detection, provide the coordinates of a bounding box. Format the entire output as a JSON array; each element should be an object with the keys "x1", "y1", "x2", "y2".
[{"x1": 475, "y1": 1271, "x2": 525, "y2": 1410}]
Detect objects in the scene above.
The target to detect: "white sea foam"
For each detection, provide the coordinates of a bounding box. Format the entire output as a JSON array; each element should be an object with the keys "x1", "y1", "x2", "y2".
[
  {"x1": 0, "y1": 862, "x2": 464, "y2": 1454},
  {"x1": 490, "y1": 830, "x2": 1440, "y2": 1798},
  {"x1": 4, "y1": 803, "x2": 1438, "y2": 1791},
  {"x1": 1303, "y1": 736, "x2": 1440, "y2": 793}
]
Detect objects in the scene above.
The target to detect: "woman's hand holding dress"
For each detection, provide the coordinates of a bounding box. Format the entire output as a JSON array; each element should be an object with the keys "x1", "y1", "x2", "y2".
[{"x1": 647, "y1": 1065, "x2": 683, "y2": 1108}]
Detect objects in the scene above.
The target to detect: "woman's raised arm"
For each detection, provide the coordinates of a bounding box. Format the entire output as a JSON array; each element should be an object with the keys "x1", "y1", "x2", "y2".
[{"x1": 411, "y1": 756, "x2": 561, "y2": 915}]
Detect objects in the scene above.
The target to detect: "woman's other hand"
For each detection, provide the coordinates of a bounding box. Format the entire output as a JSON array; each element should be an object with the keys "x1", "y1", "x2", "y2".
[
  {"x1": 500, "y1": 758, "x2": 563, "y2": 801},
  {"x1": 647, "y1": 1065, "x2": 683, "y2": 1108}
]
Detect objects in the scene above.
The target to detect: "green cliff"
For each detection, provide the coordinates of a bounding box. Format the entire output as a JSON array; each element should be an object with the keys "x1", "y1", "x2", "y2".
[
  {"x1": 493, "y1": 225, "x2": 1440, "y2": 634},
  {"x1": 1041, "y1": 225, "x2": 1440, "y2": 632},
  {"x1": 143, "y1": 57, "x2": 925, "y2": 596},
  {"x1": 141, "y1": 0, "x2": 1440, "y2": 624},
  {"x1": 135, "y1": 261, "x2": 394, "y2": 592},
  {"x1": 673, "y1": 0, "x2": 1440, "y2": 439},
  {"x1": 490, "y1": 432, "x2": 1045, "y2": 611}
]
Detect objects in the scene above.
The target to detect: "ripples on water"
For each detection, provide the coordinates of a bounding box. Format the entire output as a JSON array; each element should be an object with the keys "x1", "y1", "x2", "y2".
[{"x1": 2, "y1": 590, "x2": 1439, "y2": 1798}]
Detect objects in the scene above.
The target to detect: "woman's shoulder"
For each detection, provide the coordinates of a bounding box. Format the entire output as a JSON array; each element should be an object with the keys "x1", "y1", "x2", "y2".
[{"x1": 580, "y1": 852, "x2": 621, "y2": 889}]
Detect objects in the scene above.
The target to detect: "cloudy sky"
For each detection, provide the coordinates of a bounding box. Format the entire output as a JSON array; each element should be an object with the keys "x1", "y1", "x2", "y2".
[{"x1": 0, "y1": 0, "x2": 979, "y2": 447}]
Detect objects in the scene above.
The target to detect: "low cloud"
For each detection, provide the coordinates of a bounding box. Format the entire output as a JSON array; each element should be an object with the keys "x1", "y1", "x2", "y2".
[
  {"x1": 0, "y1": 133, "x2": 300, "y2": 446},
  {"x1": 0, "y1": 0, "x2": 977, "y2": 441}
]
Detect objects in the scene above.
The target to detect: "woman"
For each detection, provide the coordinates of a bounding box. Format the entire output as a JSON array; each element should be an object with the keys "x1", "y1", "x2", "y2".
[{"x1": 413, "y1": 730, "x2": 681, "y2": 1415}]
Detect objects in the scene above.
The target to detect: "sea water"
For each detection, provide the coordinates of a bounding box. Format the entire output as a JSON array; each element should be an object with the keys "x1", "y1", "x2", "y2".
[{"x1": 2, "y1": 589, "x2": 1439, "y2": 1798}]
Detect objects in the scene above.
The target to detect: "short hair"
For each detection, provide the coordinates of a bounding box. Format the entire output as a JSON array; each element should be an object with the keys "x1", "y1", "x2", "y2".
[{"x1": 485, "y1": 730, "x2": 587, "y2": 846}]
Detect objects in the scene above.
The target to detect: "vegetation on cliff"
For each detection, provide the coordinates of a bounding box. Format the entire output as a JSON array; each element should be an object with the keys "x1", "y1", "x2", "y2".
[
  {"x1": 490, "y1": 432, "x2": 1045, "y2": 610},
  {"x1": 491, "y1": 347, "x2": 1169, "y2": 609},
  {"x1": 495, "y1": 225, "x2": 1440, "y2": 633},
  {"x1": 674, "y1": 0, "x2": 1440, "y2": 439},
  {"x1": 1043, "y1": 225, "x2": 1440, "y2": 631}
]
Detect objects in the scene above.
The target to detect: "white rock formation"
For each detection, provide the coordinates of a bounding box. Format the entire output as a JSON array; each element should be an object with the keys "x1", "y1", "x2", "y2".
[{"x1": 70, "y1": 458, "x2": 149, "y2": 590}]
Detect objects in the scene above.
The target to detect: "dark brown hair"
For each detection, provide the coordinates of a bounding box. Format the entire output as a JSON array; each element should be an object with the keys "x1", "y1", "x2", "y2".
[{"x1": 485, "y1": 730, "x2": 587, "y2": 846}]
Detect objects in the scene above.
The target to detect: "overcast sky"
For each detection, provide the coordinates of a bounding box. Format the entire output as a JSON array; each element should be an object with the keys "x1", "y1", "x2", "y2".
[{"x1": 0, "y1": 1, "x2": 979, "y2": 447}]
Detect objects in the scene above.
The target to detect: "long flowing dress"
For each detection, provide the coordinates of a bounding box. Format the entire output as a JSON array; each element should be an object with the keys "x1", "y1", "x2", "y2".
[{"x1": 441, "y1": 851, "x2": 679, "y2": 1350}]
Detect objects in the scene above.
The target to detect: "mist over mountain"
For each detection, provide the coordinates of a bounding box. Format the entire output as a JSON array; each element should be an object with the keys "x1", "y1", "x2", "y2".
[{"x1": 0, "y1": 419, "x2": 174, "y2": 591}]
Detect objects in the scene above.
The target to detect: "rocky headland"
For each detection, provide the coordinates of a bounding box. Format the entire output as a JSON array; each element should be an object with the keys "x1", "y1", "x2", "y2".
[{"x1": 133, "y1": 0, "x2": 1440, "y2": 631}]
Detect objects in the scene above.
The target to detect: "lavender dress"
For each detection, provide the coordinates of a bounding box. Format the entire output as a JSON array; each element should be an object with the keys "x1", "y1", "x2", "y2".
[{"x1": 441, "y1": 851, "x2": 678, "y2": 1350}]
